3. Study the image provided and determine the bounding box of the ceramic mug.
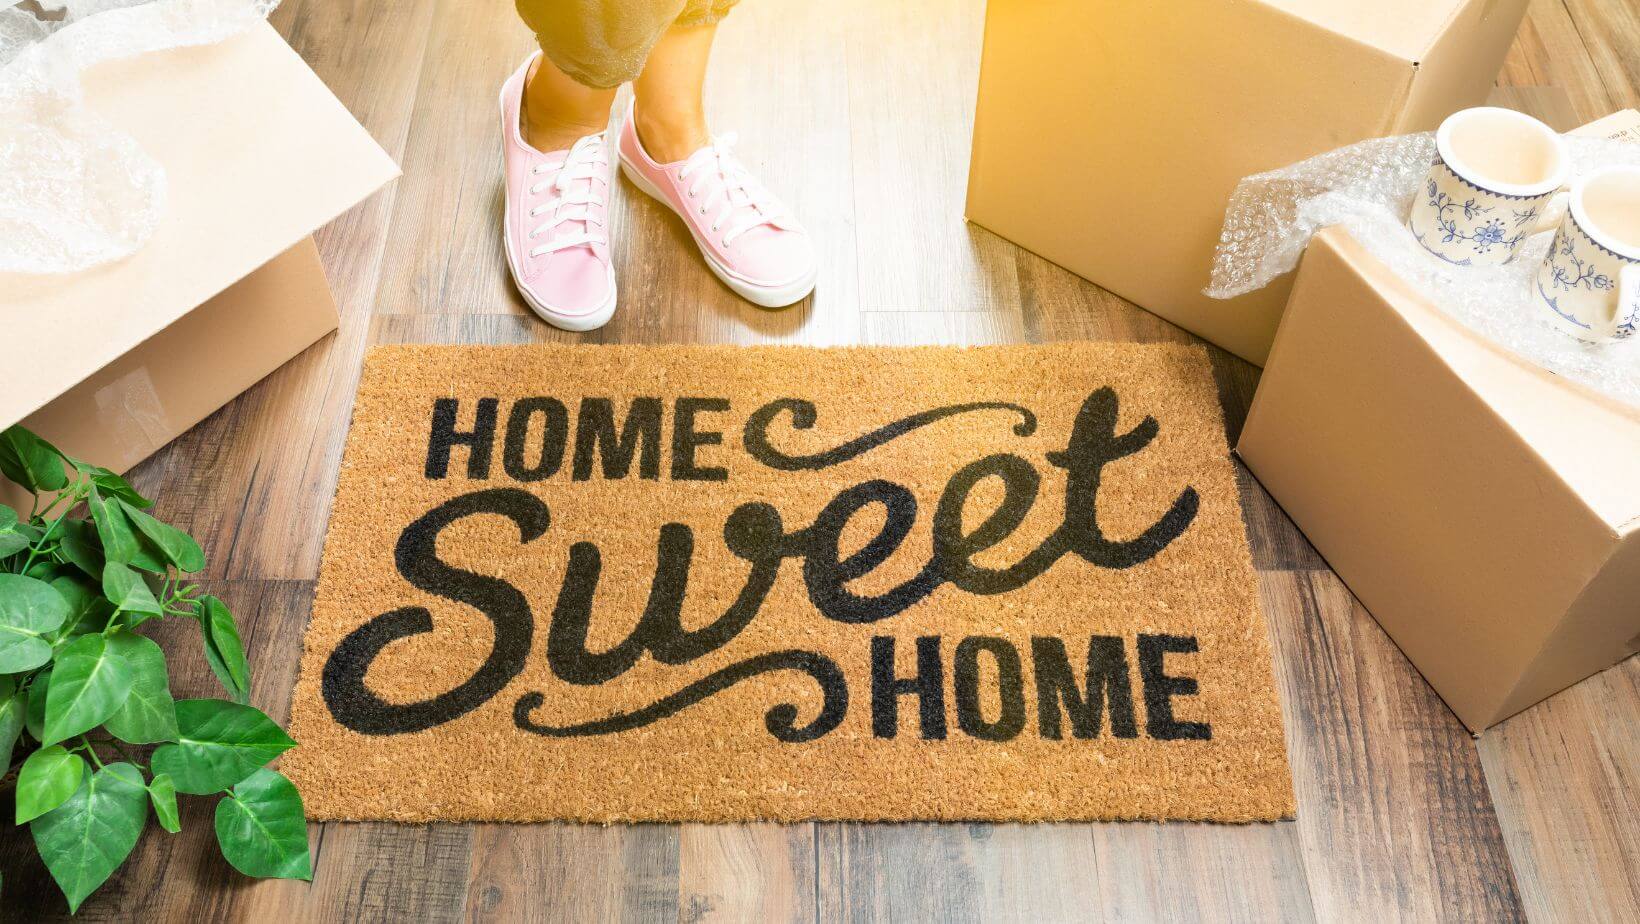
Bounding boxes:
[1408,107,1570,266]
[1532,166,1640,343]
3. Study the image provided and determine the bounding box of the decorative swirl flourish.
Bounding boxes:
[513,650,848,742]
[743,398,1037,471]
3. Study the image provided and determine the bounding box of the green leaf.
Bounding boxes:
[86,492,168,573]
[42,634,134,746]
[50,574,114,640]
[87,467,151,510]
[214,768,312,881]
[0,678,25,773]
[16,745,86,824]
[0,503,28,557]
[150,700,295,795]
[0,573,71,672]
[50,571,99,616]
[88,491,140,565]
[102,562,163,617]
[55,519,105,579]
[31,762,148,913]
[25,667,50,741]
[197,596,250,703]
[102,631,177,744]
[118,500,203,573]
[24,560,65,582]
[148,773,180,834]
[0,529,28,559]
[0,426,68,494]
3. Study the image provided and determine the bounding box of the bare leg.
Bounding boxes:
[631,22,718,163]
[522,55,617,153]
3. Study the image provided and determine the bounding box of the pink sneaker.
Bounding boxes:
[498,54,616,331]
[617,100,817,308]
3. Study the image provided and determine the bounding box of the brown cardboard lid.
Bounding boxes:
[1258,0,1471,61]
[0,22,399,430]
[1318,227,1640,533]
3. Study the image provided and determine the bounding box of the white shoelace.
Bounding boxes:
[527,133,609,257]
[676,133,789,248]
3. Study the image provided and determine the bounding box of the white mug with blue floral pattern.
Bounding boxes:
[1409,107,1570,266]
[1533,166,1640,343]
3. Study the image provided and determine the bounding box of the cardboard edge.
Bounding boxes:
[1418,0,1472,59]
[1231,239,1497,735]
[1238,228,1616,732]
[1488,532,1640,725]
[1254,0,1423,64]
[1316,227,1640,509]
[2,22,402,431]
[962,0,1000,222]
[1397,0,1532,133]
[4,196,357,433]
[1230,450,1487,740]
[0,237,340,513]
[1307,228,1625,546]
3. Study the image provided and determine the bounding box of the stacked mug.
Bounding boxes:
[1408,106,1640,343]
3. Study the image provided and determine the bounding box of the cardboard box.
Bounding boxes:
[0,22,398,503]
[1238,224,1640,732]
[966,0,1528,365]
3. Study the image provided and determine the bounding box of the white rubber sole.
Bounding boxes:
[619,157,818,309]
[500,220,618,332]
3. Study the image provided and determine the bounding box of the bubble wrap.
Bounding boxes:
[0,0,277,274]
[1207,131,1640,409]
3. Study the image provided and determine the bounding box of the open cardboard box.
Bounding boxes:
[1239,206,1640,731]
[966,0,1527,365]
[0,22,398,506]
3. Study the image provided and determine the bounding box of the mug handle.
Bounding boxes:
[1529,190,1571,236]
[1616,263,1640,339]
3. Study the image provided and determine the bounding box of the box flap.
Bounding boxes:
[1258,0,1470,61]
[0,21,398,429]
[1318,230,1640,532]
[1398,0,1532,132]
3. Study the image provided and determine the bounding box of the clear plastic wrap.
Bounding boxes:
[0,0,277,274]
[1207,131,1640,408]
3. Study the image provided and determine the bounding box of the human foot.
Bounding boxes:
[631,96,710,164]
[617,99,817,308]
[499,54,616,331]
[521,54,616,154]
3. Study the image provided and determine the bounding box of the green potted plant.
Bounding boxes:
[0,424,310,912]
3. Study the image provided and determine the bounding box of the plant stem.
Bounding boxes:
[20,485,84,573]
[77,736,105,770]
[34,486,76,522]
[160,575,183,615]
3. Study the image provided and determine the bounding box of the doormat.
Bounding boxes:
[283,343,1294,823]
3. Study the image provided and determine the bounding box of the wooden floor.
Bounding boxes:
[4,0,1638,920]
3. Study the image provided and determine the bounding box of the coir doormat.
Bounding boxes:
[283,343,1294,823]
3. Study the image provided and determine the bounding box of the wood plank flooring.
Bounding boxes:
[2,0,1636,919]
